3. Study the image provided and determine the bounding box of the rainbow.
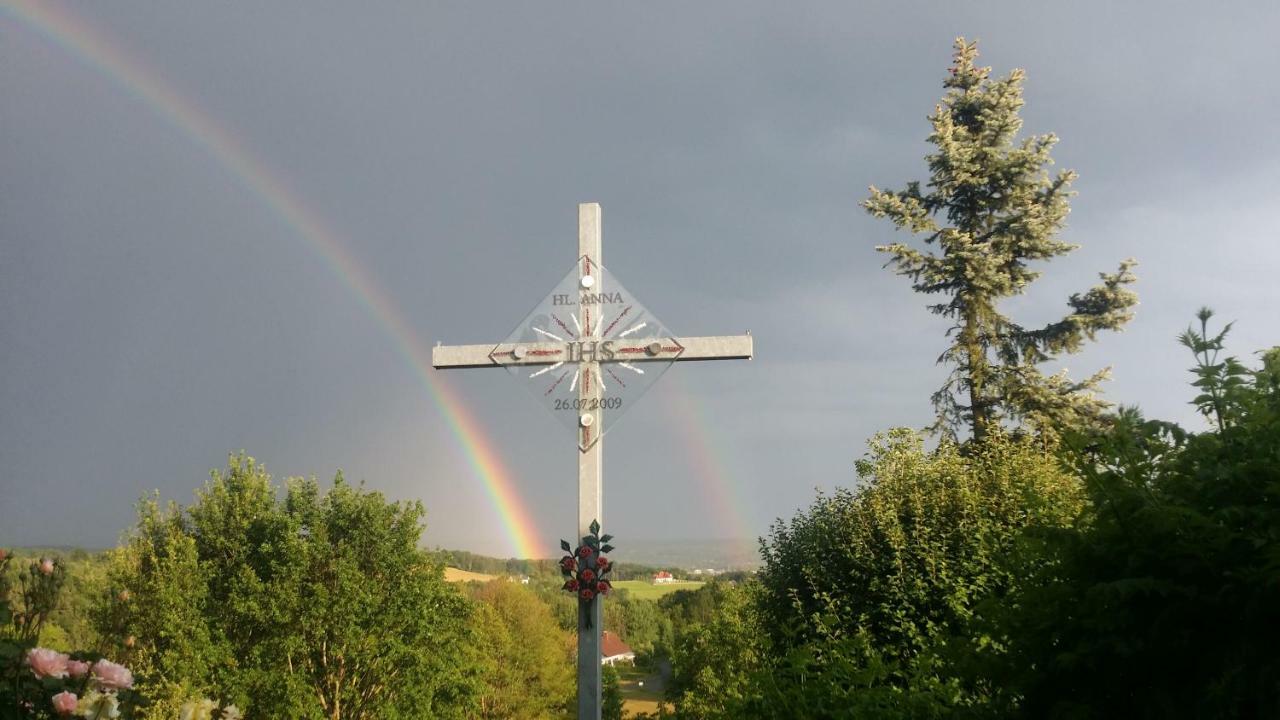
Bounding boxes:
[664,373,757,544]
[2,0,545,558]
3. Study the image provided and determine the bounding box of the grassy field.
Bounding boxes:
[443,567,497,583]
[612,579,704,600]
[616,663,665,717]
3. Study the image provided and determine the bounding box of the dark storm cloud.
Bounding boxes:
[2,1,1277,555]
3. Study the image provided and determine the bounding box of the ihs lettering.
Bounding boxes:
[567,340,617,362]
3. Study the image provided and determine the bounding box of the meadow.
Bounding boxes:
[612,579,705,600]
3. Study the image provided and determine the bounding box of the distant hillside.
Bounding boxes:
[611,537,760,570]
[432,537,760,574]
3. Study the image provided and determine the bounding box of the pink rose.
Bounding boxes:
[39,558,54,575]
[91,659,134,690]
[51,691,77,715]
[118,589,131,602]
[26,648,70,679]
[66,660,90,678]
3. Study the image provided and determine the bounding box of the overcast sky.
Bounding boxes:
[2,1,1277,557]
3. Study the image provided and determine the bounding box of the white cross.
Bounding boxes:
[432,203,752,719]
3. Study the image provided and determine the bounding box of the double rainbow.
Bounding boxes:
[3,0,545,558]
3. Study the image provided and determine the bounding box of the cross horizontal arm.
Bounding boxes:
[657,334,753,362]
[431,334,753,369]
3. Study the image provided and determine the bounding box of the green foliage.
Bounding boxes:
[602,664,624,720]
[759,430,1081,662]
[605,593,664,655]
[864,38,1137,441]
[100,455,480,719]
[466,580,575,719]
[1179,307,1252,431]
[996,317,1280,718]
[666,583,766,719]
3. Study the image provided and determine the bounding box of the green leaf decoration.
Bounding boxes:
[560,539,572,552]
[590,519,601,535]
[600,534,613,543]
[601,544,614,554]
[586,537,600,549]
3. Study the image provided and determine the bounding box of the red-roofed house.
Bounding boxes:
[652,571,674,584]
[601,631,635,666]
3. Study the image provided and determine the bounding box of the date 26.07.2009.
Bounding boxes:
[554,397,622,411]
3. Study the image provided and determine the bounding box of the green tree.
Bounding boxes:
[864,38,1137,442]
[750,431,1081,716]
[100,455,480,719]
[998,317,1280,718]
[667,583,766,719]
[602,664,624,720]
[467,580,575,719]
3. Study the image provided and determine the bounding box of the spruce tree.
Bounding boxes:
[864,38,1138,442]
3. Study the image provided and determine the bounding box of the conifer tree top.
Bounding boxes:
[864,38,1138,441]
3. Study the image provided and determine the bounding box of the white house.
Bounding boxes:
[652,571,675,584]
[601,631,635,666]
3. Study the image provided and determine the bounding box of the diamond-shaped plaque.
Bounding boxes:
[492,259,680,447]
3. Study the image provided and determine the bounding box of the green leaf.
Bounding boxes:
[600,534,613,543]
[589,519,601,536]
[560,539,572,553]
[601,544,614,554]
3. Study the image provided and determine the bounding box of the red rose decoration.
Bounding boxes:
[564,579,579,591]
[580,588,595,601]
[578,546,592,558]
[597,580,611,595]
[560,556,576,571]
[596,557,609,571]
[582,569,596,582]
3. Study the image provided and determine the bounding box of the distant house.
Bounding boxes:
[652,571,675,584]
[601,631,635,666]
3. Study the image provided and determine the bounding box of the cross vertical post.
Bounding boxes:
[576,202,603,718]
